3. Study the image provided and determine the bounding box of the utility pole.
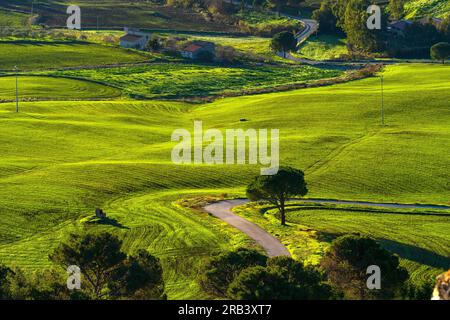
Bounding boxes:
[14,66,19,113]
[380,74,384,126]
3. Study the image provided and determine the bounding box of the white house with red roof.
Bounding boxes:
[120,28,151,50]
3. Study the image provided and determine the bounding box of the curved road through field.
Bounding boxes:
[204,200,291,257]
[204,198,450,257]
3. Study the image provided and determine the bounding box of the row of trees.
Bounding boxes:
[165,0,306,13]
[200,235,433,300]
[0,232,434,300]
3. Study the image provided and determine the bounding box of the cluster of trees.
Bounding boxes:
[164,0,306,14]
[312,0,386,53]
[200,235,432,300]
[312,0,450,59]
[392,17,450,59]
[0,231,435,300]
[199,248,332,299]
[0,232,166,300]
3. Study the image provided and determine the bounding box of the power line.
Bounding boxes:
[381,74,384,126]
[14,66,19,113]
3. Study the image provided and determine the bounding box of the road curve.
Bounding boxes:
[204,199,291,257]
[204,198,450,257]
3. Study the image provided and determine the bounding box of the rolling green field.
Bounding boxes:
[404,0,450,18]
[0,76,122,101]
[48,64,341,99]
[0,40,153,71]
[0,63,448,299]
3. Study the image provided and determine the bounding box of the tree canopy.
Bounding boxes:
[199,248,268,298]
[227,256,333,299]
[50,232,165,299]
[247,166,308,225]
[270,31,298,58]
[321,235,409,299]
[431,42,450,64]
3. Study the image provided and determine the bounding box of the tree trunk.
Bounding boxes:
[280,198,286,226]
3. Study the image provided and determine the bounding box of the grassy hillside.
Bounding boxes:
[0,63,448,298]
[0,76,122,101]
[0,40,154,71]
[404,0,450,18]
[0,9,29,27]
[0,0,239,32]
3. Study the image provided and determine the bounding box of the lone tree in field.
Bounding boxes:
[270,31,297,58]
[431,42,450,64]
[246,167,308,226]
[320,235,409,300]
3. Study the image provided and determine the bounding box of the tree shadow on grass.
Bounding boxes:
[377,238,450,270]
[312,232,450,270]
[284,205,450,218]
[87,216,129,230]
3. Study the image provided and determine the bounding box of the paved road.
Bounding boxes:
[204,198,450,257]
[204,200,291,257]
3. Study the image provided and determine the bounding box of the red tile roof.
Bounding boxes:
[183,44,202,53]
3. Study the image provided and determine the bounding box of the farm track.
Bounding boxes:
[204,198,450,256]
[204,200,291,257]
[305,131,378,176]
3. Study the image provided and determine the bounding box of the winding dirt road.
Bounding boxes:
[204,198,450,257]
[204,199,291,257]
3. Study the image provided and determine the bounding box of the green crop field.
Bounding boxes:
[47,64,341,99]
[0,40,154,71]
[295,35,348,61]
[0,63,448,299]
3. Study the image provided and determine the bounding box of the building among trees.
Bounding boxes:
[120,28,151,50]
[181,41,216,60]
